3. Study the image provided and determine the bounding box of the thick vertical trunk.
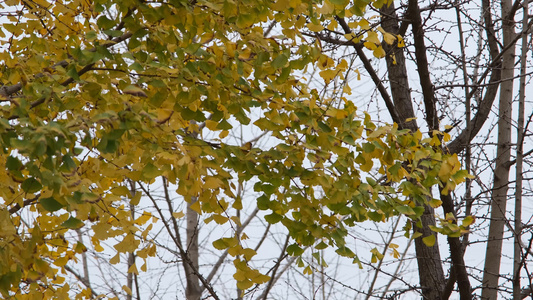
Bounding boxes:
[381,3,417,133]
[513,3,528,299]
[381,3,446,299]
[481,0,515,298]
[413,205,446,299]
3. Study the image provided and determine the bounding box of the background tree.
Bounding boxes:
[2,0,531,299]
[309,0,533,298]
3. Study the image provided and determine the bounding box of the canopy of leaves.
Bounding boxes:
[0,0,469,297]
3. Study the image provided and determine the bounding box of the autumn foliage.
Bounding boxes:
[0,0,470,298]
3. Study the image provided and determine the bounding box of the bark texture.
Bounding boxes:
[185,197,202,300]
[481,0,515,297]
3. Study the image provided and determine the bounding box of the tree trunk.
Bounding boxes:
[382,3,447,298]
[413,205,446,299]
[381,2,417,133]
[513,2,528,299]
[481,0,515,298]
[185,197,202,300]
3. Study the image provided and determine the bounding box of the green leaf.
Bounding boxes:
[103,29,123,37]
[66,65,80,81]
[287,244,305,256]
[21,178,42,193]
[315,241,328,250]
[257,195,270,210]
[368,211,383,222]
[40,197,64,212]
[212,238,228,250]
[61,217,84,229]
[264,213,283,224]
[271,54,288,69]
[395,205,415,216]
[85,30,97,41]
[330,0,350,5]
[96,15,116,30]
[335,246,355,258]
[142,163,161,180]
[6,156,22,171]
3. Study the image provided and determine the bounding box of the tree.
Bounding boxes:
[309,0,533,299]
[0,0,521,299]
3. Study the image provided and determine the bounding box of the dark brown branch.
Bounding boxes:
[408,0,439,131]
[335,16,403,126]
[8,194,40,214]
[440,191,472,300]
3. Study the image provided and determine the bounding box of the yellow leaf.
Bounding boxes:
[327,19,338,31]
[411,232,423,239]
[141,223,153,240]
[236,279,253,290]
[252,273,270,284]
[382,31,396,45]
[114,234,140,253]
[110,253,120,265]
[392,249,400,259]
[370,248,384,261]
[233,270,246,281]
[172,211,185,219]
[189,200,202,214]
[462,215,476,227]
[337,59,348,71]
[122,285,132,296]
[112,186,130,196]
[94,243,104,252]
[354,69,361,80]
[428,198,442,208]
[131,193,141,205]
[156,109,173,123]
[213,214,228,224]
[397,35,405,47]
[200,32,214,44]
[438,161,453,180]
[422,235,436,247]
[364,41,377,50]
[359,19,370,30]
[219,130,229,139]
[238,48,253,61]
[317,1,334,14]
[343,32,358,42]
[75,242,87,253]
[377,26,396,45]
[373,45,386,58]
[205,120,219,131]
[34,259,49,275]
[307,22,324,32]
[135,212,152,225]
[53,256,69,267]
[127,263,139,275]
[204,177,223,189]
[366,31,381,44]
[319,69,337,84]
[241,248,257,260]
